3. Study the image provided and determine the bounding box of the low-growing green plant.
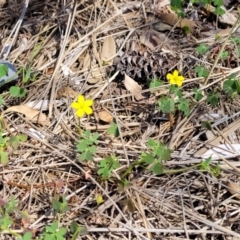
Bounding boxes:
[193,88,204,101]
[0,194,88,240]
[76,130,99,161]
[223,73,240,98]
[9,86,27,98]
[21,44,41,84]
[196,43,209,55]
[0,197,24,238]
[147,78,163,92]
[69,221,88,240]
[141,139,173,174]
[121,139,173,179]
[21,66,38,84]
[39,222,67,240]
[97,155,120,179]
[220,50,229,59]
[52,195,69,214]
[0,63,9,79]
[154,71,190,117]
[207,91,219,106]
[107,121,119,137]
[195,66,209,78]
[0,123,27,165]
[37,195,87,240]
[199,157,220,176]
[171,0,225,16]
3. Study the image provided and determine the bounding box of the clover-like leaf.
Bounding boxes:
[196,43,209,55]
[193,88,203,101]
[107,122,119,137]
[195,66,209,78]
[207,93,219,106]
[177,97,190,116]
[148,79,163,92]
[0,64,9,78]
[158,97,175,113]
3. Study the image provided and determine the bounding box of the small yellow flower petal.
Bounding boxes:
[76,108,85,118]
[84,106,93,115]
[166,73,173,81]
[176,76,184,87]
[169,78,176,85]
[96,195,104,205]
[77,95,85,105]
[173,70,179,77]
[84,99,93,107]
[178,76,184,81]
[176,80,182,87]
[71,102,80,109]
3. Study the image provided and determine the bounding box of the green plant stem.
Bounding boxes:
[121,159,144,179]
[122,160,203,179]
[163,164,201,174]
[71,228,80,240]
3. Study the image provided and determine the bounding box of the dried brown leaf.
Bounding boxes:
[140,29,169,50]
[159,12,178,26]
[57,86,78,99]
[82,53,103,84]
[159,12,196,31]
[226,181,240,200]
[3,105,50,126]
[216,28,231,37]
[101,36,116,65]
[178,18,197,30]
[98,110,113,123]
[124,74,144,101]
[153,22,172,31]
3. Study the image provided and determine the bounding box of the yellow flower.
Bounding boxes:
[71,95,93,118]
[96,194,104,205]
[166,70,184,87]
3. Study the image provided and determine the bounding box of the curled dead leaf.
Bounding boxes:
[158,12,196,32]
[216,28,231,38]
[158,12,178,26]
[140,29,169,51]
[124,74,144,101]
[3,105,50,126]
[101,36,116,65]
[98,110,113,123]
[226,181,240,200]
[57,86,78,99]
[178,18,197,30]
[82,52,103,84]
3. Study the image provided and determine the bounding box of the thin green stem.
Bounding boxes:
[163,164,201,175]
[121,159,144,179]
